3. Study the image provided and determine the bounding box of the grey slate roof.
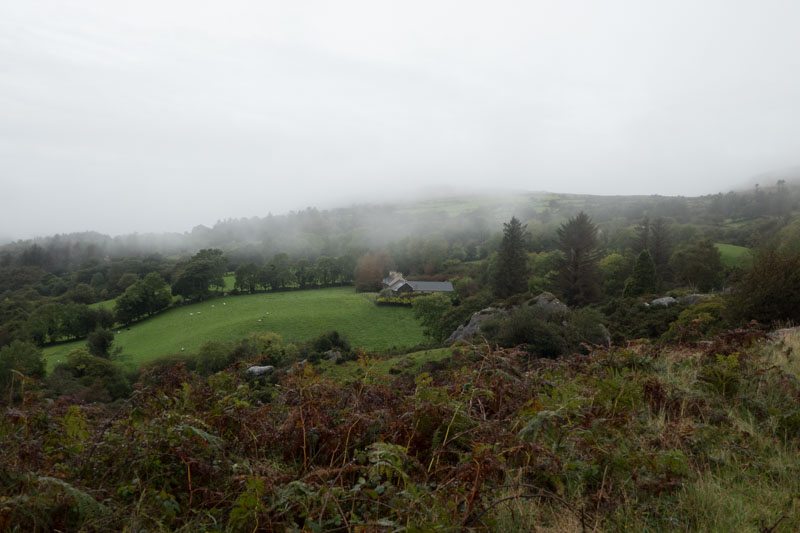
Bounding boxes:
[405,281,454,292]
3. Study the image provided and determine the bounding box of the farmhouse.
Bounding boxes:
[382,271,454,294]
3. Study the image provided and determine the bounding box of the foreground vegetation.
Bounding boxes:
[43,287,425,368]
[3,327,800,531]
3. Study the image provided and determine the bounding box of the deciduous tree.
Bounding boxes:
[354,252,391,292]
[670,240,723,292]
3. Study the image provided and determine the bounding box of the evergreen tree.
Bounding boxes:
[492,217,529,298]
[628,250,657,296]
[557,212,601,306]
[633,216,650,253]
[649,217,671,286]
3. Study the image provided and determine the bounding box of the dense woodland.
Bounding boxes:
[4,182,800,530]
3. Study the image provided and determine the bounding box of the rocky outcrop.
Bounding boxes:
[446,307,507,344]
[446,292,569,344]
[650,296,678,307]
[530,292,568,316]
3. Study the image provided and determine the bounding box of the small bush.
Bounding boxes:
[86,328,115,358]
[195,341,235,375]
[483,307,566,357]
[0,340,45,393]
[661,300,729,343]
[48,349,131,401]
[728,247,800,325]
[697,353,741,399]
[311,330,351,354]
[602,298,683,342]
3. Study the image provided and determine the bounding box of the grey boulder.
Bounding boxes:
[447,307,506,344]
[246,365,275,377]
[650,296,678,308]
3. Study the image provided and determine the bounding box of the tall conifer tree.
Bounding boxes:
[557,212,601,306]
[649,217,671,286]
[628,250,657,296]
[492,217,529,298]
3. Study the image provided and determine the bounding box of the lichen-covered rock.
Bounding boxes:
[530,292,568,316]
[246,365,274,377]
[651,296,678,307]
[324,349,343,362]
[446,307,507,344]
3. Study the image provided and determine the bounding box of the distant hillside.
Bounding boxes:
[3,180,800,273]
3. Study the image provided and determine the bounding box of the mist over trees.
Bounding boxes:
[2,182,800,351]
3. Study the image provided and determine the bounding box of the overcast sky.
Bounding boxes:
[2,1,799,239]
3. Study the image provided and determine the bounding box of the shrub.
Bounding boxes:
[661,300,729,343]
[412,293,454,342]
[565,307,610,350]
[86,328,115,358]
[194,341,235,375]
[602,298,683,343]
[311,330,351,354]
[48,349,131,401]
[728,247,800,325]
[483,307,566,357]
[697,353,741,399]
[0,340,45,394]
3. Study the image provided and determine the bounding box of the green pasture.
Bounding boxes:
[89,298,116,310]
[44,287,425,369]
[715,243,752,268]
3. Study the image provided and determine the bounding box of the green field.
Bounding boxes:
[44,287,425,368]
[715,243,752,268]
[89,298,116,310]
